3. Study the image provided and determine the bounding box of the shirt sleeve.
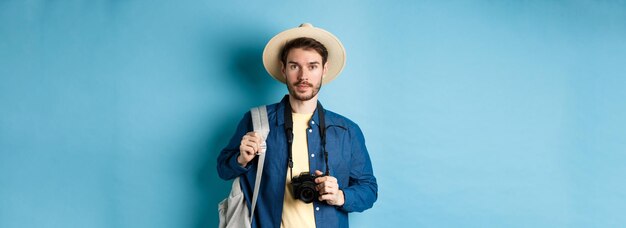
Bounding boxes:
[217,111,253,180]
[339,124,378,212]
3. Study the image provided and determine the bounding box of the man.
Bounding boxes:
[217,23,377,228]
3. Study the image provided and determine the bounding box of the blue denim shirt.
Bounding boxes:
[217,96,378,228]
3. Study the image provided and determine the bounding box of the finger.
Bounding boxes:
[244,132,258,141]
[247,135,260,145]
[314,172,338,184]
[317,179,336,188]
[318,193,336,202]
[252,131,266,141]
[241,138,259,151]
[242,143,257,155]
[318,177,339,189]
[316,176,337,185]
[245,134,262,152]
[243,133,253,140]
[316,182,325,191]
[315,176,327,184]
[241,139,256,154]
[241,139,257,152]
[247,141,259,152]
[247,132,261,143]
[247,146,257,155]
[240,143,253,155]
[319,185,336,195]
[239,144,249,155]
[241,147,255,157]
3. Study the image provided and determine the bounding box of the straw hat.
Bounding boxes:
[262,23,346,85]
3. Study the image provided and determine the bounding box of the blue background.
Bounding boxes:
[1,1,625,227]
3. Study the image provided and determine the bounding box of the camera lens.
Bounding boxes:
[291,172,319,203]
[299,187,315,203]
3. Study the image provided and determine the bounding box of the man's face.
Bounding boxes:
[282,48,328,101]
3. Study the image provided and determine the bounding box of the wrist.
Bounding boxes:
[236,154,247,167]
[336,189,345,206]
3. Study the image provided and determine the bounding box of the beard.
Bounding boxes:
[286,79,322,101]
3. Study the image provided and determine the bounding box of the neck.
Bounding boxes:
[288,95,318,114]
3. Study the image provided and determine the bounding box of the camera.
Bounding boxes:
[291,171,320,204]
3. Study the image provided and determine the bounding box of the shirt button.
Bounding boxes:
[311,154,315,158]
[316,207,320,211]
[308,129,313,133]
[311,120,315,125]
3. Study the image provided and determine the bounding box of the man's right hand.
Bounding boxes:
[237,132,262,167]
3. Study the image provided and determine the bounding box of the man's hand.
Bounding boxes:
[314,170,345,206]
[237,132,263,167]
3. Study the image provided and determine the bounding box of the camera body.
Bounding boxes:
[291,171,320,204]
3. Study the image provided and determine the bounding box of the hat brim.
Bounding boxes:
[262,24,346,85]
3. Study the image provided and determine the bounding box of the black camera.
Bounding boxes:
[291,171,320,204]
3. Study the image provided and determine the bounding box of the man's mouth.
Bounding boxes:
[295,82,312,89]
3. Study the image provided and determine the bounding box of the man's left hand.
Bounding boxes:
[314,170,344,206]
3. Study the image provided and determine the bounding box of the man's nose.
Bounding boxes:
[297,69,309,80]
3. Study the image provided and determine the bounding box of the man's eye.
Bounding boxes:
[310,65,317,70]
[290,65,297,70]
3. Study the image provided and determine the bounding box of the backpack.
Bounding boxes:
[218,106,269,228]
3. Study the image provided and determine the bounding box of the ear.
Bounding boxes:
[281,62,286,77]
[322,63,329,79]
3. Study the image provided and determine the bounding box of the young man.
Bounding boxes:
[217,23,377,228]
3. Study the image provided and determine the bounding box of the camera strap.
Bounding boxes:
[284,96,330,180]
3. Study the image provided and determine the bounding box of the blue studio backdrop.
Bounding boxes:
[1,1,625,227]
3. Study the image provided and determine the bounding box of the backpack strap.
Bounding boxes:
[249,105,269,224]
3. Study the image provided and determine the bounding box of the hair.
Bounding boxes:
[280,37,328,67]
